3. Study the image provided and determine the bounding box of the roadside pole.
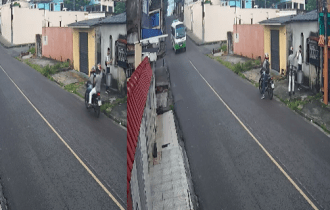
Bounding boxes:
[202,0,204,44]
[324,0,328,104]
[319,0,323,93]
[10,2,13,46]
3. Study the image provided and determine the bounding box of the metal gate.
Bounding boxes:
[271,30,280,71]
[79,32,89,75]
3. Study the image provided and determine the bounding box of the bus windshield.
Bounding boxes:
[176,24,185,39]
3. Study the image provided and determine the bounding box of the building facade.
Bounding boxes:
[260,10,318,81]
[84,0,114,13]
[30,0,64,11]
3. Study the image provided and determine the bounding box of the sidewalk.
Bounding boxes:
[149,59,196,209]
[150,111,193,209]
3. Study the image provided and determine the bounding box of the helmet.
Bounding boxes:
[265,53,269,59]
[90,66,96,73]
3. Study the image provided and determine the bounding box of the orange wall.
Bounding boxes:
[42,27,73,62]
[233,24,264,59]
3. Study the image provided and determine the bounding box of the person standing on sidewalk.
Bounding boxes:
[261,53,270,99]
[105,48,113,92]
[288,46,297,96]
[297,46,303,91]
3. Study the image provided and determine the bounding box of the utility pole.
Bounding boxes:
[10,1,13,46]
[202,0,204,44]
[319,0,323,93]
[73,0,75,11]
[324,0,328,104]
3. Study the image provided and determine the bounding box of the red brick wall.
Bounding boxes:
[42,27,73,62]
[233,24,264,59]
[127,57,152,208]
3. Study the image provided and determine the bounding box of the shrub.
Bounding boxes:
[233,63,244,73]
[28,47,36,55]
[254,59,261,66]
[245,60,253,70]
[220,44,227,52]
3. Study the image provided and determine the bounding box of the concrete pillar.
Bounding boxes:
[135,42,142,69]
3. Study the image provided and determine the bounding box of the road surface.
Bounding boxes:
[165,16,330,210]
[0,45,126,210]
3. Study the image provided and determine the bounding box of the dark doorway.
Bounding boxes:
[227,32,233,54]
[97,34,101,65]
[36,34,42,57]
[79,32,89,75]
[271,30,280,71]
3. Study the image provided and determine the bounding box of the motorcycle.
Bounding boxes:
[84,81,102,118]
[258,70,275,100]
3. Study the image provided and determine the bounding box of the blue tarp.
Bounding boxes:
[150,12,160,27]
[142,29,162,39]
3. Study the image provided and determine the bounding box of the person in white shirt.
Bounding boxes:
[287,46,297,96]
[105,48,113,92]
[297,47,303,90]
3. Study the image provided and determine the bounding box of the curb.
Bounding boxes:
[104,110,127,128]
[274,93,330,136]
[0,40,35,49]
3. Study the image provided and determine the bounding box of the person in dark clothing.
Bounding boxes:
[261,53,270,99]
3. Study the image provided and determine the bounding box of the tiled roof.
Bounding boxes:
[259,10,318,25]
[291,10,317,21]
[127,57,153,203]
[68,13,126,28]
[68,18,104,28]
[259,15,294,25]
[99,12,126,24]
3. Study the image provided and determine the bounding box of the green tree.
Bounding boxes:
[306,0,317,11]
[64,0,90,11]
[114,1,125,14]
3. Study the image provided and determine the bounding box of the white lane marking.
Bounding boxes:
[0,65,125,210]
[189,60,318,210]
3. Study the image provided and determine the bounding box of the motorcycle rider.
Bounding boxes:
[261,53,270,99]
[288,46,297,96]
[88,64,104,106]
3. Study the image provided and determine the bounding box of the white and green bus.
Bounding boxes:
[171,20,186,53]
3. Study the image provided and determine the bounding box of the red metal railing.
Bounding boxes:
[127,57,152,209]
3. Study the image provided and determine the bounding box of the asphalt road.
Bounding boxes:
[0,45,126,210]
[165,16,330,210]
